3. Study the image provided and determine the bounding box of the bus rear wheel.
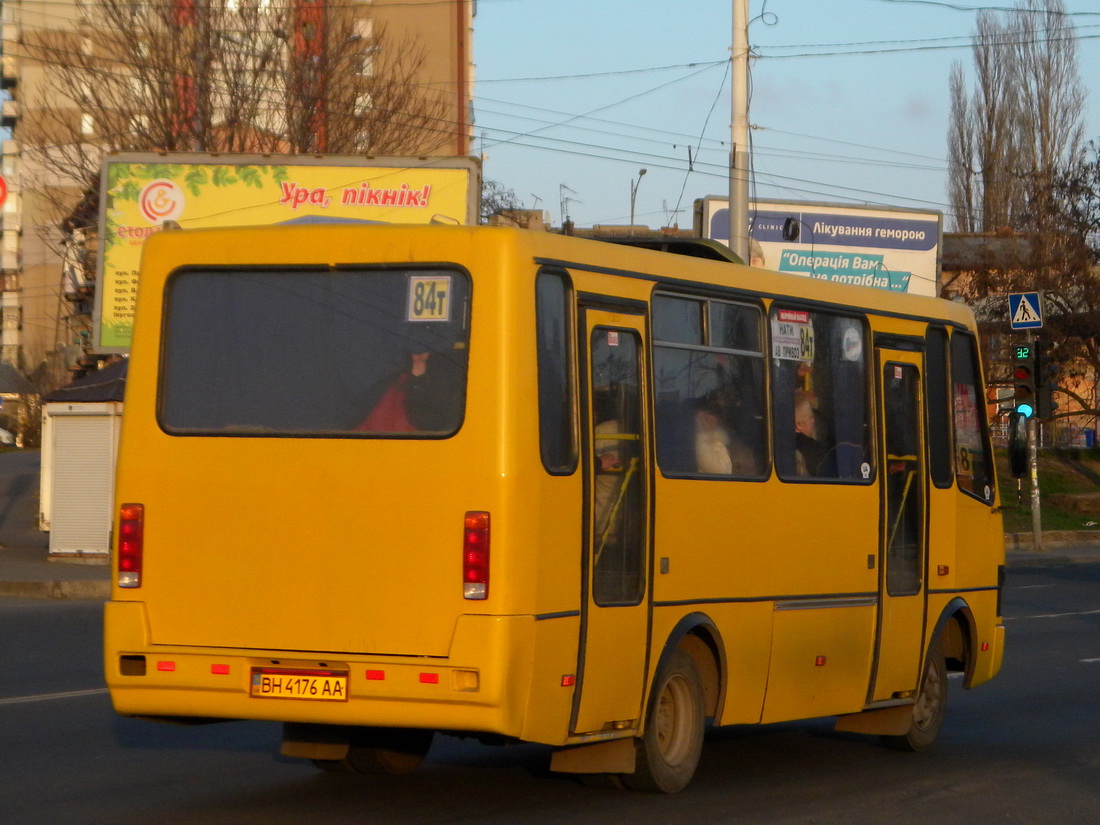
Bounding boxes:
[623,647,705,793]
[312,727,434,774]
[883,641,947,752]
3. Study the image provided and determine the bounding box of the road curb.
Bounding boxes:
[1007,553,1077,567]
[0,579,110,600]
[1004,530,1100,550]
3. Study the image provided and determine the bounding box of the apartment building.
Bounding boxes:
[0,0,474,388]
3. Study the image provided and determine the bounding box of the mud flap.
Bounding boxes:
[550,738,637,775]
[834,704,913,736]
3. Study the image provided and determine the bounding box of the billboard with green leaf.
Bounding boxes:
[95,153,480,351]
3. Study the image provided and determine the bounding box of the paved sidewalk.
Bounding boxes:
[1005,533,1100,566]
[0,450,110,600]
[0,449,1098,600]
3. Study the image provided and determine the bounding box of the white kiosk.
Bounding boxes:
[40,360,127,559]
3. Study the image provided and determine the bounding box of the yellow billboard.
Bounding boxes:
[94,153,480,351]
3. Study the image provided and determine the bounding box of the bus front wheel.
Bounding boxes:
[623,647,705,793]
[883,641,947,752]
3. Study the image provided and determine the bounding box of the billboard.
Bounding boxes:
[695,197,942,298]
[94,153,481,351]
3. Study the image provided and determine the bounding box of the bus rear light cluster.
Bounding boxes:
[117,503,145,588]
[463,510,490,600]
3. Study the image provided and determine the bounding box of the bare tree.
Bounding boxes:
[948,63,978,233]
[947,142,1100,421]
[21,0,451,227]
[1011,0,1086,225]
[480,180,523,223]
[1017,143,1100,419]
[944,0,1091,429]
[946,0,1085,234]
[972,10,1021,231]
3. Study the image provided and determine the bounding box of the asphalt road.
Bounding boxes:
[3,562,1100,824]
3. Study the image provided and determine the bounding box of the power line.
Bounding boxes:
[871,0,1100,16]
[757,29,1100,59]
[478,61,726,85]
[7,0,1068,226]
[481,62,723,153]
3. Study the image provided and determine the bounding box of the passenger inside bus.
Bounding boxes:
[694,395,757,476]
[794,392,835,477]
[593,418,625,542]
[356,346,465,433]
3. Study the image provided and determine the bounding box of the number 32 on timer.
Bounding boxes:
[408,276,451,322]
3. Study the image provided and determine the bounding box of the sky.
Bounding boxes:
[473,0,1100,231]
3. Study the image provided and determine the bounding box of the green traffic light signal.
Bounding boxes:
[1013,341,1037,417]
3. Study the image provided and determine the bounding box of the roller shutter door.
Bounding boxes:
[48,414,115,556]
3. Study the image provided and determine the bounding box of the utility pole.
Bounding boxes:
[729,0,750,263]
[1029,415,1044,552]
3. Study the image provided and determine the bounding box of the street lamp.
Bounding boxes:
[629,168,647,228]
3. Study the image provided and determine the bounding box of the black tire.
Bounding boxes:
[883,641,947,752]
[622,647,705,793]
[312,727,434,775]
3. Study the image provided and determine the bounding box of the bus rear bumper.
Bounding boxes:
[104,601,538,738]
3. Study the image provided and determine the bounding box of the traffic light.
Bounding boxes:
[1013,341,1036,418]
[1035,339,1060,420]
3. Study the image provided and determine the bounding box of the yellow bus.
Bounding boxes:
[104,224,1005,793]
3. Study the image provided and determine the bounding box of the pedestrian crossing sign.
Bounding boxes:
[1008,292,1043,330]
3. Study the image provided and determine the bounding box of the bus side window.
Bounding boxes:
[653,295,767,478]
[925,325,954,488]
[536,270,576,474]
[950,332,995,503]
[771,308,871,482]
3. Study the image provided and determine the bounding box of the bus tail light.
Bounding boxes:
[118,503,144,588]
[463,511,490,600]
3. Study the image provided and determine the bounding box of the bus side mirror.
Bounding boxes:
[1008,411,1028,478]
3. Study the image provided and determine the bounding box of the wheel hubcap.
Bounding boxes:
[655,674,694,765]
[912,662,943,730]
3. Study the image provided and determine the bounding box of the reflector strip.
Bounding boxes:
[211,664,230,675]
[419,673,439,684]
[365,670,385,681]
[157,661,176,672]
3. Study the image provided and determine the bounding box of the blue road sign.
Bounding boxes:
[1009,292,1043,330]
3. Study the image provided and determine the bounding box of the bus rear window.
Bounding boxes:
[159,267,471,437]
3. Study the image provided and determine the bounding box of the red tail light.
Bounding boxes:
[118,503,144,588]
[463,511,490,600]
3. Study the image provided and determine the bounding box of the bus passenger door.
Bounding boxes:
[871,351,928,702]
[572,310,651,736]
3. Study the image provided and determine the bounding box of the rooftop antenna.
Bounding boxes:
[663,199,683,227]
[559,184,577,224]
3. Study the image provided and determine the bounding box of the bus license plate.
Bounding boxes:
[250,669,348,702]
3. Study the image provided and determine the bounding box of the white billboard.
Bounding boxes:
[695,197,942,298]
